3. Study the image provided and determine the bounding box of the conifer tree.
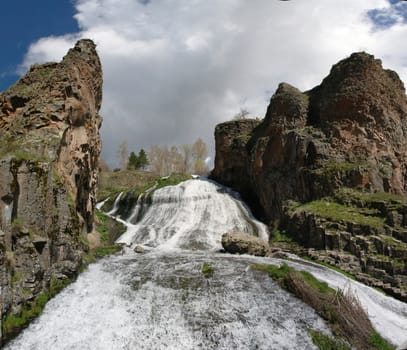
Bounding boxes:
[138,149,149,170]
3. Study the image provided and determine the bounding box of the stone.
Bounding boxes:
[134,245,145,254]
[211,119,261,209]
[213,51,407,222]
[221,231,270,256]
[0,39,102,344]
[212,51,407,302]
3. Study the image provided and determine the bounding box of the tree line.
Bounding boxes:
[148,138,208,176]
[118,138,209,176]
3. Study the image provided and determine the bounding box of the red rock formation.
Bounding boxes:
[214,52,407,222]
[0,39,102,343]
[212,52,407,300]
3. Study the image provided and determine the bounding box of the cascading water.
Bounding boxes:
[107,191,124,215]
[117,179,268,250]
[5,179,407,350]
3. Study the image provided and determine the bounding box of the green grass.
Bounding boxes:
[368,332,394,350]
[201,263,214,278]
[2,277,72,340]
[14,151,46,162]
[301,271,333,293]
[302,256,356,280]
[253,263,334,293]
[308,329,350,350]
[155,173,190,190]
[92,244,123,258]
[95,210,110,243]
[316,161,369,179]
[252,263,292,282]
[11,271,24,286]
[379,235,407,250]
[270,229,293,243]
[297,200,386,228]
[336,188,405,205]
[252,263,393,350]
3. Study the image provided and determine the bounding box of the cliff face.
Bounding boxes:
[212,119,260,204]
[0,39,102,341]
[212,52,407,300]
[215,52,407,218]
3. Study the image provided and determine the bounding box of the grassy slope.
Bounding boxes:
[252,263,394,350]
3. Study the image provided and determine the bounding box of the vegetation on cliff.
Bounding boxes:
[0,39,103,345]
[98,169,191,216]
[212,51,407,302]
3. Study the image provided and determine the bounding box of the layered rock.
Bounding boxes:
[212,52,407,299]
[0,39,102,342]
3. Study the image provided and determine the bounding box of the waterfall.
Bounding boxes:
[126,183,157,224]
[107,191,123,215]
[95,197,109,210]
[5,179,407,349]
[117,179,268,251]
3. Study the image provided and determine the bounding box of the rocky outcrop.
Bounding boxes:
[0,39,102,342]
[221,231,269,256]
[212,52,407,300]
[212,119,259,194]
[214,52,407,220]
[212,119,263,214]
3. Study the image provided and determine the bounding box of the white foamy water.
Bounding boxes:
[5,178,407,349]
[279,257,407,346]
[117,179,268,250]
[5,252,329,350]
[107,191,123,215]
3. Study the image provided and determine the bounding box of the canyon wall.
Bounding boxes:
[212,52,407,300]
[0,39,102,342]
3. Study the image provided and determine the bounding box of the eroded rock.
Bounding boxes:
[221,231,269,256]
[212,51,407,301]
[0,39,102,343]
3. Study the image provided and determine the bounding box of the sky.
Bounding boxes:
[1,0,407,168]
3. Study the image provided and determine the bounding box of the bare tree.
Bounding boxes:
[118,141,128,169]
[181,144,192,174]
[233,108,250,120]
[148,139,209,176]
[169,146,183,173]
[191,138,209,174]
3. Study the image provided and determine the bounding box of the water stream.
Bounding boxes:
[5,179,407,349]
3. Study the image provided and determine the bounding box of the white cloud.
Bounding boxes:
[18,0,407,168]
[18,35,79,74]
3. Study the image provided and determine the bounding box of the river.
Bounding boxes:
[5,179,407,349]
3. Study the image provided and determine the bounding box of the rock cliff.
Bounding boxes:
[0,39,102,342]
[212,52,407,301]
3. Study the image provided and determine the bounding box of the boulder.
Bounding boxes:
[221,231,269,256]
[134,245,145,254]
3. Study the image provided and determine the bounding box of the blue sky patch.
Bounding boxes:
[0,1,78,92]
[368,0,407,30]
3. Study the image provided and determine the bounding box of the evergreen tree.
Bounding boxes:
[127,151,139,170]
[138,149,149,170]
